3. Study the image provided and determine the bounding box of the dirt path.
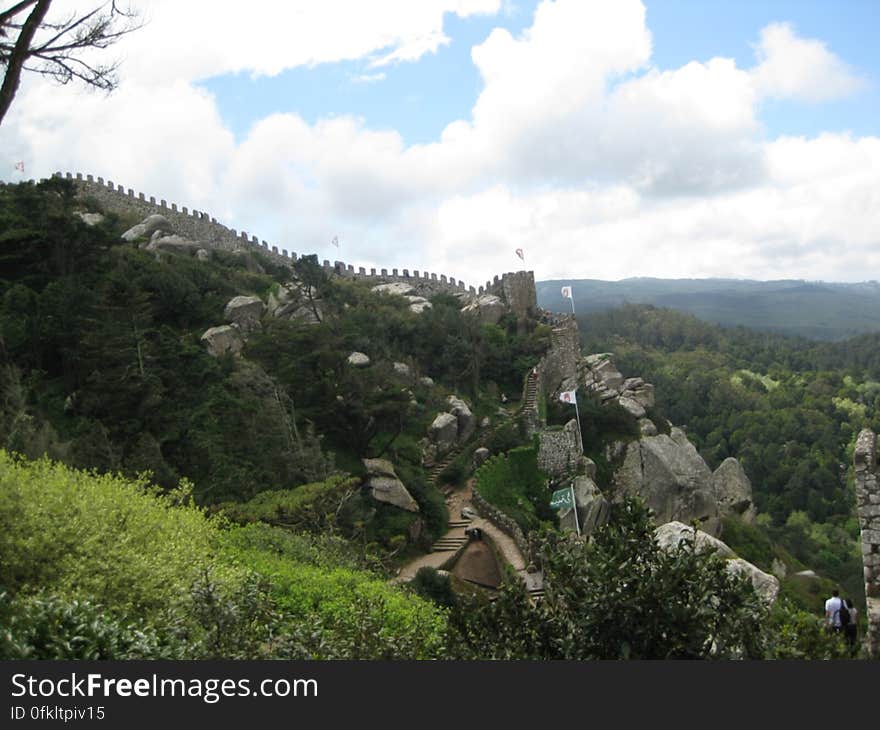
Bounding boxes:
[394,480,531,583]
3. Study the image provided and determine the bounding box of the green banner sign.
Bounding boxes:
[550,488,573,511]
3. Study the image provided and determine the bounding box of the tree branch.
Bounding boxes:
[0,0,49,125]
[0,1,38,30]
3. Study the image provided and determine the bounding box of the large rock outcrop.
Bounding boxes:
[121,213,173,242]
[224,295,264,335]
[614,428,721,537]
[559,475,610,538]
[200,325,244,357]
[461,294,505,325]
[655,521,734,558]
[446,395,475,443]
[582,353,655,418]
[269,282,324,324]
[362,459,419,513]
[654,522,779,604]
[429,412,458,454]
[347,352,371,368]
[726,558,780,605]
[711,457,757,524]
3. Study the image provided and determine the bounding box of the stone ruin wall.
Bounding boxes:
[536,314,581,402]
[853,428,880,659]
[47,172,510,297]
[486,270,538,330]
[470,488,532,564]
[537,419,582,480]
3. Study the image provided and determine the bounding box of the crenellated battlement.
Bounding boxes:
[48,172,489,296]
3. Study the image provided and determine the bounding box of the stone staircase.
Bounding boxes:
[429,517,471,553]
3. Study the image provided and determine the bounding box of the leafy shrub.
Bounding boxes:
[223,526,447,658]
[411,567,458,609]
[447,499,767,659]
[0,591,161,660]
[218,475,361,532]
[0,452,243,623]
[473,445,552,532]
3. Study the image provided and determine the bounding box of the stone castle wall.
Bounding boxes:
[854,428,880,659]
[536,314,581,401]
[537,419,582,479]
[490,270,537,325]
[49,172,512,296]
[471,488,532,564]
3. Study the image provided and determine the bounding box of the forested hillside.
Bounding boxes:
[579,304,874,602]
[0,179,859,660]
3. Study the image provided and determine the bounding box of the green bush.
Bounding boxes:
[223,525,447,658]
[218,475,360,531]
[0,452,242,622]
[0,591,161,660]
[410,567,458,608]
[474,445,552,532]
[447,499,767,659]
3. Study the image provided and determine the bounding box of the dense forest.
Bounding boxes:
[578,304,875,603]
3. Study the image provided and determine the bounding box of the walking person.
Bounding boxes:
[825,589,844,634]
[843,599,859,655]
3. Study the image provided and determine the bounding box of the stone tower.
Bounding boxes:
[853,428,880,658]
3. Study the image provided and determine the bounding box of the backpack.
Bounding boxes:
[839,600,851,627]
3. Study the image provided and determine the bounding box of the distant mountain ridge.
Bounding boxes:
[537,277,880,341]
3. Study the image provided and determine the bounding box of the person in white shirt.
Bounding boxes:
[825,589,844,632]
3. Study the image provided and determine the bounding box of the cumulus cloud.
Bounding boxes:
[1,0,876,287]
[751,22,865,102]
[109,0,502,82]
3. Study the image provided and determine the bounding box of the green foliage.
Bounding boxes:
[474,445,553,532]
[0,452,240,620]
[410,567,458,608]
[580,303,867,598]
[218,475,361,532]
[485,418,528,453]
[720,517,776,572]
[0,591,161,660]
[447,498,767,659]
[763,601,851,659]
[1,452,447,658]
[222,524,447,658]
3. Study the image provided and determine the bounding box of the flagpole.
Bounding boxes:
[569,290,576,316]
[573,396,583,455]
[571,483,581,537]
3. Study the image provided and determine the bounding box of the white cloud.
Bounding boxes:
[105,0,501,83]
[751,22,865,102]
[2,0,877,288]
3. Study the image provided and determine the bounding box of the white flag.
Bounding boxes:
[559,389,577,405]
[561,285,572,299]
[331,235,339,248]
[14,161,24,173]
[515,248,524,261]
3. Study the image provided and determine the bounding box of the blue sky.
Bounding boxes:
[200,0,879,145]
[4,0,879,284]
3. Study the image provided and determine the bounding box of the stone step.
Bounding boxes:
[431,543,467,553]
